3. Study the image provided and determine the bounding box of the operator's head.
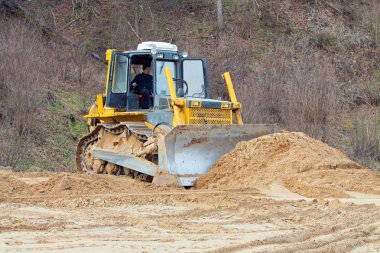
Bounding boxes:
[143,64,151,74]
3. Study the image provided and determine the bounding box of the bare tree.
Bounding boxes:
[216,0,224,30]
[369,0,380,45]
[134,0,140,37]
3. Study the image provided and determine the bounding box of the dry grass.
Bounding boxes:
[0,18,101,169]
[249,46,339,141]
[0,20,47,166]
[369,0,380,45]
[209,34,340,141]
[352,108,380,171]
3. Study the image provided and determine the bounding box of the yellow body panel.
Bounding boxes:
[104,50,113,95]
[85,108,146,123]
[96,94,104,114]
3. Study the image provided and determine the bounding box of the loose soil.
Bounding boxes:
[196,132,380,198]
[1,133,380,252]
[1,170,379,252]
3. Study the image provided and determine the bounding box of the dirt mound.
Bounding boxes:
[196,132,380,198]
[0,170,160,199]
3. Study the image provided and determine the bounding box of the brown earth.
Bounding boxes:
[0,168,380,252]
[0,170,161,199]
[196,132,380,198]
[1,133,380,252]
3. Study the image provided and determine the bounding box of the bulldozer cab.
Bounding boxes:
[104,42,209,111]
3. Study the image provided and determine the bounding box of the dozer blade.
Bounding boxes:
[155,124,279,186]
[92,147,157,176]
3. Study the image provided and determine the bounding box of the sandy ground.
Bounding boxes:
[1,171,380,253]
[197,132,380,199]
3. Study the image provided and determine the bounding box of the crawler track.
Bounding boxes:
[76,122,156,180]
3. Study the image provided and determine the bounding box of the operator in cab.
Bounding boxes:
[130,64,153,109]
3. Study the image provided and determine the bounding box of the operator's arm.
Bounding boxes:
[130,75,140,91]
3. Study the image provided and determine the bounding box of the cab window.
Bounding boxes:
[183,60,205,98]
[111,54,128,93]
[156,61,176,96]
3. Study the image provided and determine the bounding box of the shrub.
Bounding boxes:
[369,0,380,45]
[0,18,98,169]
[208,34,340,141]
[351,109,380,171]
[241,40,340,141]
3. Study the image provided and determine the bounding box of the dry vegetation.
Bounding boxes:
[0,20,46,167]
[0,17,102,170]
[0,0,379,171]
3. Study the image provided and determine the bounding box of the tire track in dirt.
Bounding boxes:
[1,170,380,252]
[207,224,377,253]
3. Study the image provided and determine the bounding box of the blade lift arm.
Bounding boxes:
[222,72,243,125]
[164,67,186,126]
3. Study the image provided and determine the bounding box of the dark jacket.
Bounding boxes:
[131,73,153,94]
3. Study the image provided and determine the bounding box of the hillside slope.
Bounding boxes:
[0,0,379,171]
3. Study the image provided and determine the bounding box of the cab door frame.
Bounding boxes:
[180,57,209,99]
[126,52,155,111]
[105,52,130,109]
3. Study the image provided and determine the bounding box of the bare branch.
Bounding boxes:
[0,0,106,64]
[324,1,343,14]
[127,19,143,42]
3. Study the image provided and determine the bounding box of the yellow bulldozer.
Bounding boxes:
[76,41,277,186]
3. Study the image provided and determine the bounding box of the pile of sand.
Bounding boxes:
[196,132,380,198]
[0,170,159,199]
